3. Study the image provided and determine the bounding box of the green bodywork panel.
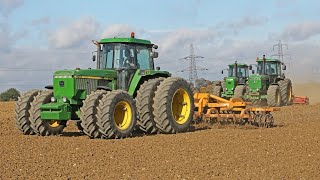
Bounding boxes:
[222,77,237,98]
[41,103,72,120]
[127,69,170,96]
[99,37,152,45]
[53,69,117,104]
[246,74,269,99]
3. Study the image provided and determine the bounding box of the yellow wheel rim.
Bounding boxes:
[288,85,292,101]
[276,89,281,105]
[171,88,191,124]
[113,101,132,130]
[48,120,61,128]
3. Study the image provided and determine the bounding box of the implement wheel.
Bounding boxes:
[80,90,108,139]
[29,90,66,136]
[97,90,137,139]
[153,77,194,133]
[267,85,281,107]
[15,90,41,135]
[136,78,164,133]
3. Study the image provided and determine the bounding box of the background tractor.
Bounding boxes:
[15,33,194,138]
[213,62,252,99]
[246,55,293,107]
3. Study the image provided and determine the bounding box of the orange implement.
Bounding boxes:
[194,92,280,127]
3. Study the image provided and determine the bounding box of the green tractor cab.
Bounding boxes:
[15,33,194,138]
[213,61,252,99]
[246,55,293,107]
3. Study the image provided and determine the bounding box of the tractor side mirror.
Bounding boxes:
[92,55,96,62]
[282,65,286,70]
[150,52,158,58]
[252,70,255,74]
[153,44,158,49]
[249,65,252,70]
[221,70,223,74]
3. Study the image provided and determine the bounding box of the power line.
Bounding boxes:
[273,40,288,63]
[178,43,208,84]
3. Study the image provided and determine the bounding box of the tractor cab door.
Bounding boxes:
[115,46,138,90]
[237,66,247,84]
[265,62,280,83]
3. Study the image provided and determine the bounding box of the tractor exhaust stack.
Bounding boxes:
[92,40,101,69]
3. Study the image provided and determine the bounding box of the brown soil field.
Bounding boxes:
[294,82,320,104]
[0,102,320,179]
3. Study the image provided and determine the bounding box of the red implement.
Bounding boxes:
[293,96,309,105]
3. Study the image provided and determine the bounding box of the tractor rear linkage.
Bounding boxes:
[194,93,280,127]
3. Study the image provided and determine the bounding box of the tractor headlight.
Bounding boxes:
[62,97,68,103]
[256,88,259,92]
[51,97,57,102]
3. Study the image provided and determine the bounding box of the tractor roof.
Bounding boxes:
[99,37,152,45]
[228,63,248,67]
[256,58,281,63]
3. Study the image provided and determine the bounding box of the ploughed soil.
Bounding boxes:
[0,102,319,179]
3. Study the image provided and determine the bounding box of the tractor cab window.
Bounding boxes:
[257,62,279,75]
[228,66,248,77]
[136,45,153,70]
[237,66,248,78]
[101,43,137,69]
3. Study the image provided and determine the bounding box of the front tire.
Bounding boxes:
[29,90,66,136]
[97,90,137,139]
[15,90,41,135]
[233,85,246,99]
[153,77,194,133]
[212,85,222,97]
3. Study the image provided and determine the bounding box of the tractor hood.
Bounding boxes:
[54,69,117,79]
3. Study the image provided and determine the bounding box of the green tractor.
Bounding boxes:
[213,61,252,99]
[15,33,194,139]
[246,55,293,107]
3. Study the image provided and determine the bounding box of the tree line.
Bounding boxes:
[0,88,20,101]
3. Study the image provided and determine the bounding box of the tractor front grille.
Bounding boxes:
[75,79,109,94]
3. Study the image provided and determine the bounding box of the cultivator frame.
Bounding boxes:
[194,93,279,127]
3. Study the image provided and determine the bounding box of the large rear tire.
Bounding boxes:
[136,78,164,133]
[267,85,281,107]
[15,90,41,135]
[97,90,137,139]
[233,85,246,99]
[278,79,293,106]
[29,90,66,136]
[153,77,194,133]
[80,90,108,139]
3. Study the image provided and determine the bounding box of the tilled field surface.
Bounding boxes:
[0,102,319,179]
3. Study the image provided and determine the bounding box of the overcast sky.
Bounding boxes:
[0,0,320,93]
